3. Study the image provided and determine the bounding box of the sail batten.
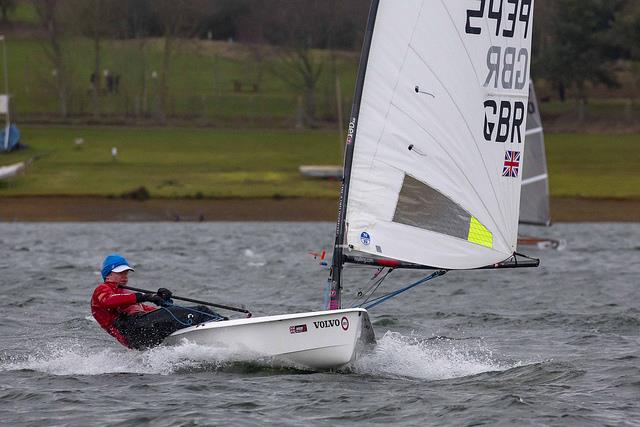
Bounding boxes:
[522,174,548,186]
[342,0,535,270]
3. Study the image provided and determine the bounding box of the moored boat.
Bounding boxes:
[0,161,24,180]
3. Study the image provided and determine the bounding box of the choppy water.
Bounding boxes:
[0,222,638,426]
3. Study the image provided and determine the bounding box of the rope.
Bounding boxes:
[179,304,227,321]
[359,270,446,310]
[160,305,193,327]
[159,301,226,327]
[348,267,393,308]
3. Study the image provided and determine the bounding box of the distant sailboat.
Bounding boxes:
[520,81,550,225]
[518,81,563,249]
[165,0,539,369]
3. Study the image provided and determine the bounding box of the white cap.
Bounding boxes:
[112,265,134,273]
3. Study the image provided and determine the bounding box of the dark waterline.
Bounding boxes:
[0,222,638,426]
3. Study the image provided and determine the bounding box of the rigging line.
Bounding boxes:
[360,276,389,306]
[160,306,193,327]
[362,272,440,309]
[361,270,446,310]
[349,267,393,308]
[347,267,386,307]
[160,301,227,326]
[525,127,543,136]
[349,278,383,308]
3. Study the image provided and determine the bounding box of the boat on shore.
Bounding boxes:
[0,161,24,180]
[299,165,343,179]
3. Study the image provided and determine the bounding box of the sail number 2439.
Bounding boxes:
[465,0,532,38]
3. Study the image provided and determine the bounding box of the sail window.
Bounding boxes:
[468,217,493,248]
[393,175,493,248]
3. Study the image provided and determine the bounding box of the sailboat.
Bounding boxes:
[164,0,539,369]
[517,81,563,249]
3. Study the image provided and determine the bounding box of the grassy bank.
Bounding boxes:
[1,127,638,200]
[0,127,343,198]
[545,133,639,199]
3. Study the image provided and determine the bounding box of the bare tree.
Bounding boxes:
[68,0,127,118]
[0,0,16,23]
[124,0,154,116]
[255,0,328,127]
[32,0,70,118]
[240,0,369,128]
[153,0,212,121]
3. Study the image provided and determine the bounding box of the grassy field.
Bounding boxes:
[0,126,343,198]
[9,1,39,24]
[545,133,639,199]
[4,2,359,122]
[4,34,638,129]
[1,127,638,200]
[3,38,358,122]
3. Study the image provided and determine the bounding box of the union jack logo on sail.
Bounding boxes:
[502,150,520,178]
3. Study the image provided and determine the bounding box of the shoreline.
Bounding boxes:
[0,196,638,222]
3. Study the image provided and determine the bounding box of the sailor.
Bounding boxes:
[91,254,225,349]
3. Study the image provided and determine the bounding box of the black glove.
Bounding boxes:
[157,287,173,301]
[135,292,166,306]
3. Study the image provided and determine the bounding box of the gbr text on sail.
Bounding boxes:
[465,0,533,144]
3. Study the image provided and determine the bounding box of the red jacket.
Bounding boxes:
[91,282,157,347]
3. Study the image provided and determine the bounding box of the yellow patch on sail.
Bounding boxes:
[467,217,493,248]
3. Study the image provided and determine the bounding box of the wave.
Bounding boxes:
[1,331,533,379]
[243,248,266,267]
[348,331,529,381]
[429,311,640,334]
[0,340,285,376]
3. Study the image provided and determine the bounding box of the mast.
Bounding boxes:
[328,0,380,310]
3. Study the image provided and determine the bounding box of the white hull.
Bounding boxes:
[163,308,375,370]
[299,165,343,179]
[0,162,23,180]
[517,235,566,251]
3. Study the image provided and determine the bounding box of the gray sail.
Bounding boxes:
[520,81,550,226]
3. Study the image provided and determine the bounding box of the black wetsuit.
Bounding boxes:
[114,305,226,350]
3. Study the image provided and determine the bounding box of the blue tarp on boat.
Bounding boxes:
[0,124,21,152]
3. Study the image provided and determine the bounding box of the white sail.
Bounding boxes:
[520,80,550,225]
[344,0,535,269]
